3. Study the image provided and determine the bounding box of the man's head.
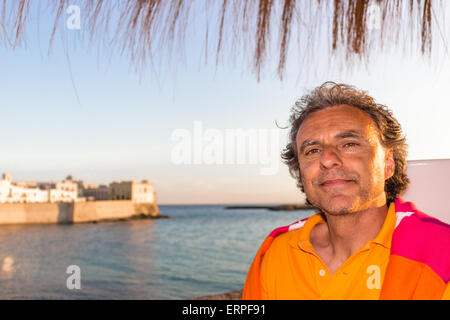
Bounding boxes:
[281,82,409,214]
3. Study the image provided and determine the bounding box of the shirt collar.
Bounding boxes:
[288,213,324,253]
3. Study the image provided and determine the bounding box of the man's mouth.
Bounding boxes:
[320,179,354,187]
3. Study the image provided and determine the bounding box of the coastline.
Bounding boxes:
[85,212,170,224]
[0,200,162,225]
[192,289,243,300]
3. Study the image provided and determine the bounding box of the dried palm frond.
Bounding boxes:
[0,0,442,80]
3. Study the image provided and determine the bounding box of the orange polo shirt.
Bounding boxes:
[260,203,397,300]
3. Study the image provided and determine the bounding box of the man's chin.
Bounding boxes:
[313,196,359,216]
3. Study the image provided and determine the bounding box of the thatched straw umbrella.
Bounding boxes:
[0,0,443,80]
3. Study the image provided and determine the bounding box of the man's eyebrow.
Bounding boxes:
[299,139,320,153]
[298,130,364,153]
[335,130,363,139]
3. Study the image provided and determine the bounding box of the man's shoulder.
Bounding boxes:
[392,198,450,283]
[267,218,308,238]
[264,214,320,252]
[394,198,450,240]
[261,227,301,268]
[268,226,301,249]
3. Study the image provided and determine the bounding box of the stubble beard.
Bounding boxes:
[318,192,370,217]
[305,183,373,217]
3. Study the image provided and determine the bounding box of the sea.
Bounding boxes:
[0,205,315,299]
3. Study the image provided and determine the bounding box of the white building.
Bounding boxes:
[0,174,77,203]
[0,178,11,203]
[110,180,155,203]
[0,174,48,203]
[48,176,78,203]
[0,174,156,204]
[21,186,49,203]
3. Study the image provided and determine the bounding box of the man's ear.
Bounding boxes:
[385,149,395,180]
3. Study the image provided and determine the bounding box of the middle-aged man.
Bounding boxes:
[243,82,450,300]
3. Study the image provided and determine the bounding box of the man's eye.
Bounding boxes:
[305,148,320,155]
[343,142,358,148]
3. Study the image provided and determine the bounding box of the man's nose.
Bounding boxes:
[320,147,343,169]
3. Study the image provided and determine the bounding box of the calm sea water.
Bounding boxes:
[0,205,315,299]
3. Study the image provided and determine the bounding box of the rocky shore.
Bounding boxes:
[88,212,169,224]
[192,289,243,300]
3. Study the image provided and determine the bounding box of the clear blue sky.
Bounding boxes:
[1,1,449,204]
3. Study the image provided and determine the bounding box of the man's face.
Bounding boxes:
[296,105,395,215]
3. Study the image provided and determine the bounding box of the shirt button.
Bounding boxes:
[319,269,326,276]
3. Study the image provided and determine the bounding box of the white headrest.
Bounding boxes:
[402,159,450,224]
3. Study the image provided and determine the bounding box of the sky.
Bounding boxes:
[1,1,450,204]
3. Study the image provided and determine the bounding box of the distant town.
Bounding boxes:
[0,173,156,204]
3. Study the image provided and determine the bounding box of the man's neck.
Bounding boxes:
[310,201,389,274]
